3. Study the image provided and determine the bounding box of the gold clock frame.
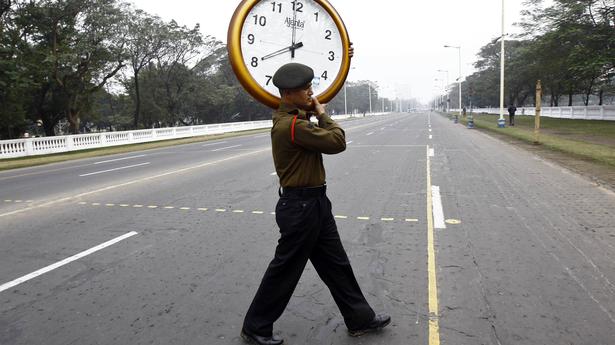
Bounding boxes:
[227,0,351,109]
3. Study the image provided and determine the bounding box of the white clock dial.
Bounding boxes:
[240,0,343,97]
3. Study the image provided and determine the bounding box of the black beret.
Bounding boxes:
[272,63,314,90]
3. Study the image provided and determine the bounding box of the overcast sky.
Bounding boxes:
[130,0,527,102]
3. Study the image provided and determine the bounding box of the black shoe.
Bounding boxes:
[348,314,392,337]
[240,328,284,345]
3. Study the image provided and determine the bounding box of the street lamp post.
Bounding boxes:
[344,82,347,115]
[444,45,462,119]
[344,67,357,116]
[498,0,507,128]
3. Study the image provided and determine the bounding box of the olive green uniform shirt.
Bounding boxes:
[271,103,346,188]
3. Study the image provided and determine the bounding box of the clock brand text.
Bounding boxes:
[285,17,305,30]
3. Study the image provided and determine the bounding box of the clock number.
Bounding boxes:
[321,71,328,80]
[314,12,319,22]
[291,1,303,12]
[247,34,255,45]
[251,57,259,68]
[325,30,332,40]
[328,51,335,61]
[253,15,267,26]
[265,75,273,86]
[271,2,282,13]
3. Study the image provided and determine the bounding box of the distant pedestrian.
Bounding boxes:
[240,62,390,345]
[508,105,517,126]
[462,106,467,117]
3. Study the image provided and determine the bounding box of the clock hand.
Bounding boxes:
[261,42,303,61]
[291,2,297,58]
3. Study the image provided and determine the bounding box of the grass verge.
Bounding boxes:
[0,128,270,172]
[454,113,615,167]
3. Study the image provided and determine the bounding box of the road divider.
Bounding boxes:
[426,145,441,345]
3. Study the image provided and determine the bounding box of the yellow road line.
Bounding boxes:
[357,216,370,220]
[335,215,348,219]
[381,217,394,221]
[406,218,419,222]
[233,210,244,213]
[198,208,208,211]
[426,146,441,345]
[179,207,191,210]
[147,205,158,209]
[215,209,226,212]
[164,206,175,209]
[133,205,143,208]
[252,211,264,214]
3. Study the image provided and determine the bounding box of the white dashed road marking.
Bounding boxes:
[94,155,147,165]
[0,231,138,293]
[431,186,446,229]
[202,141,228,147]
[79,162,151,177]
[211,145,242,152]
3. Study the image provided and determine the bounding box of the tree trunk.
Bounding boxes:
[584,78,595,106]
[568,91,573,106]
[67,110,81,134]
[599,88,604,106]
[133,69,141,129]
[550,92,556,107]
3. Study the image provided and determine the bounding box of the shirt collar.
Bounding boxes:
[278,102,308,119]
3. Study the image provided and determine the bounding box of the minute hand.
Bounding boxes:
[261,42,303,61]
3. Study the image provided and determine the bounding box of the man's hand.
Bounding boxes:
[312,97,326,118]
[349,42,354,59]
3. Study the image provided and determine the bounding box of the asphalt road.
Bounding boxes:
[1,112,614,345]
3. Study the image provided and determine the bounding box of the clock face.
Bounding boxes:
[239,0,344,98]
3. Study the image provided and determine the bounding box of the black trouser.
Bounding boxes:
[509,114,515,125]
[243,186,375,336]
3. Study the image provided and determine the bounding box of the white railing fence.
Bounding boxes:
[450,105,615,121]
[1,113,389,160]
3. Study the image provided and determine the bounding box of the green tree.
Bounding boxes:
[125,9,168,128]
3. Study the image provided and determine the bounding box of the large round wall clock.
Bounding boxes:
[228,0,351,109]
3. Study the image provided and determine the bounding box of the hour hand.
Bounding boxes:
[261,42,303,61]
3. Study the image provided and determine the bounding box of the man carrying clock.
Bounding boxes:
[241,60,391,345]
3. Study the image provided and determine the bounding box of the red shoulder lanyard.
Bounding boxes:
[291,115,298,144]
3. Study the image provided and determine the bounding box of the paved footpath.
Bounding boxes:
[0,112,614,345]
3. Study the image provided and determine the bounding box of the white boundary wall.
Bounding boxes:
[452,105,615,121]
[0,113,389,159]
